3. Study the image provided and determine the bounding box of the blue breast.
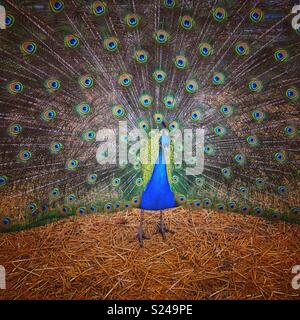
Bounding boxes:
[140,146,176,210]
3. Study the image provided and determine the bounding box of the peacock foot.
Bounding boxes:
[136,227,150,247]
[156,220,175,240]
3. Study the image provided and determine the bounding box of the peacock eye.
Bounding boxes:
[235,42,249,56]
[230,203,235,209]
[212,72,225,85]
[77,207,86,215]
[66,159,79,171]
[134,50,149,64]
[250,8,264,23]
[248,79,263,92]
[163,95,176,109]
[179,16,195,30]
[125,14,141,28]
[0,176,8,185]
[18,149,32,162]
[185,79,199,94]
[41,109,57,122]
[54,2,62,9]
[284,126,297,138]
[3,218,10,225]
[6,17,12,25]
[7,81,24,95]
[213,7,227,22]
[45,78,61,92]
[104,37,119,52]
[222,167,232,179]
[50,0,64,13]
[5,15,15,27]
[75,103,91,117]
[274,151,287,164]
[285,87,299,101]
[92,1,107,16]
[139,94,153,108]
[79,75,94,89]
[82,129,96,142]
[174,55,188,69]
[118,73,133,87]
[130,18,136,24]
[164,0,175,8]
[64,35,80,48]
[272,212,279,219]
[96,6,103,13]
[21,41,37,55]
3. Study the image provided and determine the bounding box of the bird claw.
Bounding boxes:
[156,222,174,240]
[136,228,150,247]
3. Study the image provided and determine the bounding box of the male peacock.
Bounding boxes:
[138,128,176,245]
[0,1,299,245]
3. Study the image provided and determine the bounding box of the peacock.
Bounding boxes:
[0,0,299,246]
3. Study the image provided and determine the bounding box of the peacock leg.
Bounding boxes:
[136,209,150,247]
[157,210,174,240]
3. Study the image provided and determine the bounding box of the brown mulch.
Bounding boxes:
[0,207,299,300]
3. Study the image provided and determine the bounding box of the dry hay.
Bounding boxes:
[0,208,300,300]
